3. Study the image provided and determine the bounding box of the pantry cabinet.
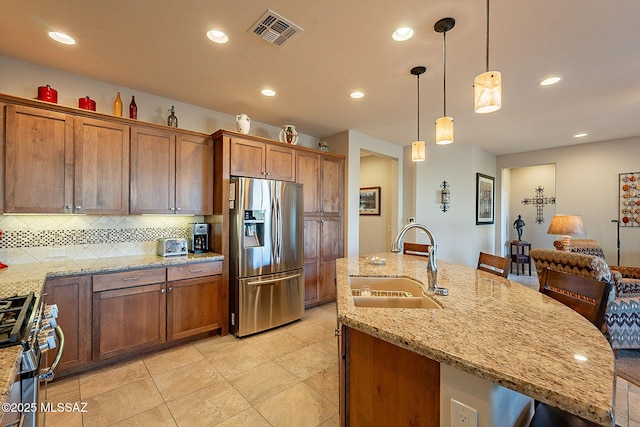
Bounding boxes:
[42,275,91,372]
[303,216,343,306]
[230,137,296,182]
[130,126,213,215]
[296,151,344,217]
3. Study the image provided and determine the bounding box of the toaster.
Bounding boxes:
[157,238,188,256]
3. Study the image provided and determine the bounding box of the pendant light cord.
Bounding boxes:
[417,73,420,140]
[486,0,490,72]
[443,30,447,117]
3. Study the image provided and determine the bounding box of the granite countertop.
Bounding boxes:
[336,253,615,427]
[0,252,224,410]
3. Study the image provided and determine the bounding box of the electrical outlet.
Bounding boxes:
[451,399,478,427]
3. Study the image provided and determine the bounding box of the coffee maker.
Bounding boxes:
[189,223,209,253]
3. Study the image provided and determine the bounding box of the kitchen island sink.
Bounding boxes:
[349,276,442,309]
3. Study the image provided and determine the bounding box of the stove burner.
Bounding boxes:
[0,293,36,347]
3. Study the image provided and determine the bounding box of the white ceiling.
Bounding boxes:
[2,0,639,155]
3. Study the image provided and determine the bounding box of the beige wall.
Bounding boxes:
[359,155,395,254]
[497,136,640,267]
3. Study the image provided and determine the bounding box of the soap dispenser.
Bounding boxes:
[167,106,178,128]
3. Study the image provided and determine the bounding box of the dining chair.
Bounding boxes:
[538,267,612,330]
[402,242,431,257]
[476,252,510,278]
[528,268,612,427]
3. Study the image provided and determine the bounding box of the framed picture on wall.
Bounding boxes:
[476,173,495,225]
[359,187,381,215]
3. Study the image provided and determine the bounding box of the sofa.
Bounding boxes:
[552,239,640,297]
[530,248,640,351]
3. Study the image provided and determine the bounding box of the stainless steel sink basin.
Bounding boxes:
[349,276,442,309]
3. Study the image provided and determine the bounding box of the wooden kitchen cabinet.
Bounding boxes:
[230,137,296,181]
[296,152,344,216]
[42,275,91,373]
[4,104,73,213]
[167,262,222,340]
[74,117,130,214]
[92,268,167,361]
[298,151,344,307]
[130,125,213,215]
[304,216,343,306]
[340,326,440,426]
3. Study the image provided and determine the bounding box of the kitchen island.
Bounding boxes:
[336,253,615,427]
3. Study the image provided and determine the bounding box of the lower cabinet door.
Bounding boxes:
[167,275,220,341]
[92,283,166,361]
[43,275,91,373]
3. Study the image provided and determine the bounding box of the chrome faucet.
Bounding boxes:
[390,223,448,296]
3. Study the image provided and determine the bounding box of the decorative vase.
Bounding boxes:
[113,92,123,117]
[129,96,137,119]
[236,114,251,134]
[279,125,298,145]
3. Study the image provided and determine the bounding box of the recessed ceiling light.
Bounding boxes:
[207,29,229,44]
[350,91,364,99]
[573,133,588,138]
[392,27,414,42]
[48,31,76,45]
[539,76,561,86]
[261,89,276,97]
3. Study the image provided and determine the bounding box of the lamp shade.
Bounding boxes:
[474,71,502,113]
[547,214,586,250]
[435,116,454,145]
[411,140,426,162]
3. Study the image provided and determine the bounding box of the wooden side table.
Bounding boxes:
[510,241,532,276]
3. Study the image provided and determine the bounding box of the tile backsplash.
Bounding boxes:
[0,215,204,265]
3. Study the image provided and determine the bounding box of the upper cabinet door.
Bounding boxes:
[5,104,74,213]
[175,133,213,215]
[130,126,176,214]
[229,138,266,179]
[74,117,130,215]
[266,143,296,182]
[296,151,320,215]
[320,156,344,216]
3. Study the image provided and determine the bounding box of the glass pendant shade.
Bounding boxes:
[474,71,502,113]
[411,141,426,162]
[435,117,454,145]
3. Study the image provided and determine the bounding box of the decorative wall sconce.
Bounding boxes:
[441,181,450,212]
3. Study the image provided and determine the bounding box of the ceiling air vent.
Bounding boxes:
[249,9,303,47]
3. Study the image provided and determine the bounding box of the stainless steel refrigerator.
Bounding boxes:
[229,177,304,337]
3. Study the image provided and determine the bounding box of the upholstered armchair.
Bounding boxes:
[530,248,640,350]
[553,239,640,297]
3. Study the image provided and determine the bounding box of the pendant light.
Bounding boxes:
[474,0,501,113]
[411,66,427,162]
[435,18,455,145]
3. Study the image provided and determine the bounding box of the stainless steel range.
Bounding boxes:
[0,292,62,427]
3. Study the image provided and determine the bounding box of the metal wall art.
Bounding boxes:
[521,186,555,224]
[619,172,640,226]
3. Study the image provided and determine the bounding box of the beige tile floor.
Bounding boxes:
[40,288,639,427]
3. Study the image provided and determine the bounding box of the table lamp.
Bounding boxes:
[547,215,586,250]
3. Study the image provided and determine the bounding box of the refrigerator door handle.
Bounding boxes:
[247,273,302,286]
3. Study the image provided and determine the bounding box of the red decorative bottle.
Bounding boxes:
[129,96,137,119]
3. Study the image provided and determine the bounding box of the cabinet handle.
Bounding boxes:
[189,269,204,273]
[161,288,165,293]
[168,287,173,292]
[169,207,175,212]
[176,207,182,211]
[75,205,82,210]
[65,205,72,210]
[122,277,141,282]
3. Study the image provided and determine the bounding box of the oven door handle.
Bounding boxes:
[40,326,64,382]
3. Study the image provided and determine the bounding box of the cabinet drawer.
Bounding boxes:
[93,267,166,292]
[167,262,222,281]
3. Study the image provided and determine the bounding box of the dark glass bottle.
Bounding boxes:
[129,96,137,119]
[167,106,178,128]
